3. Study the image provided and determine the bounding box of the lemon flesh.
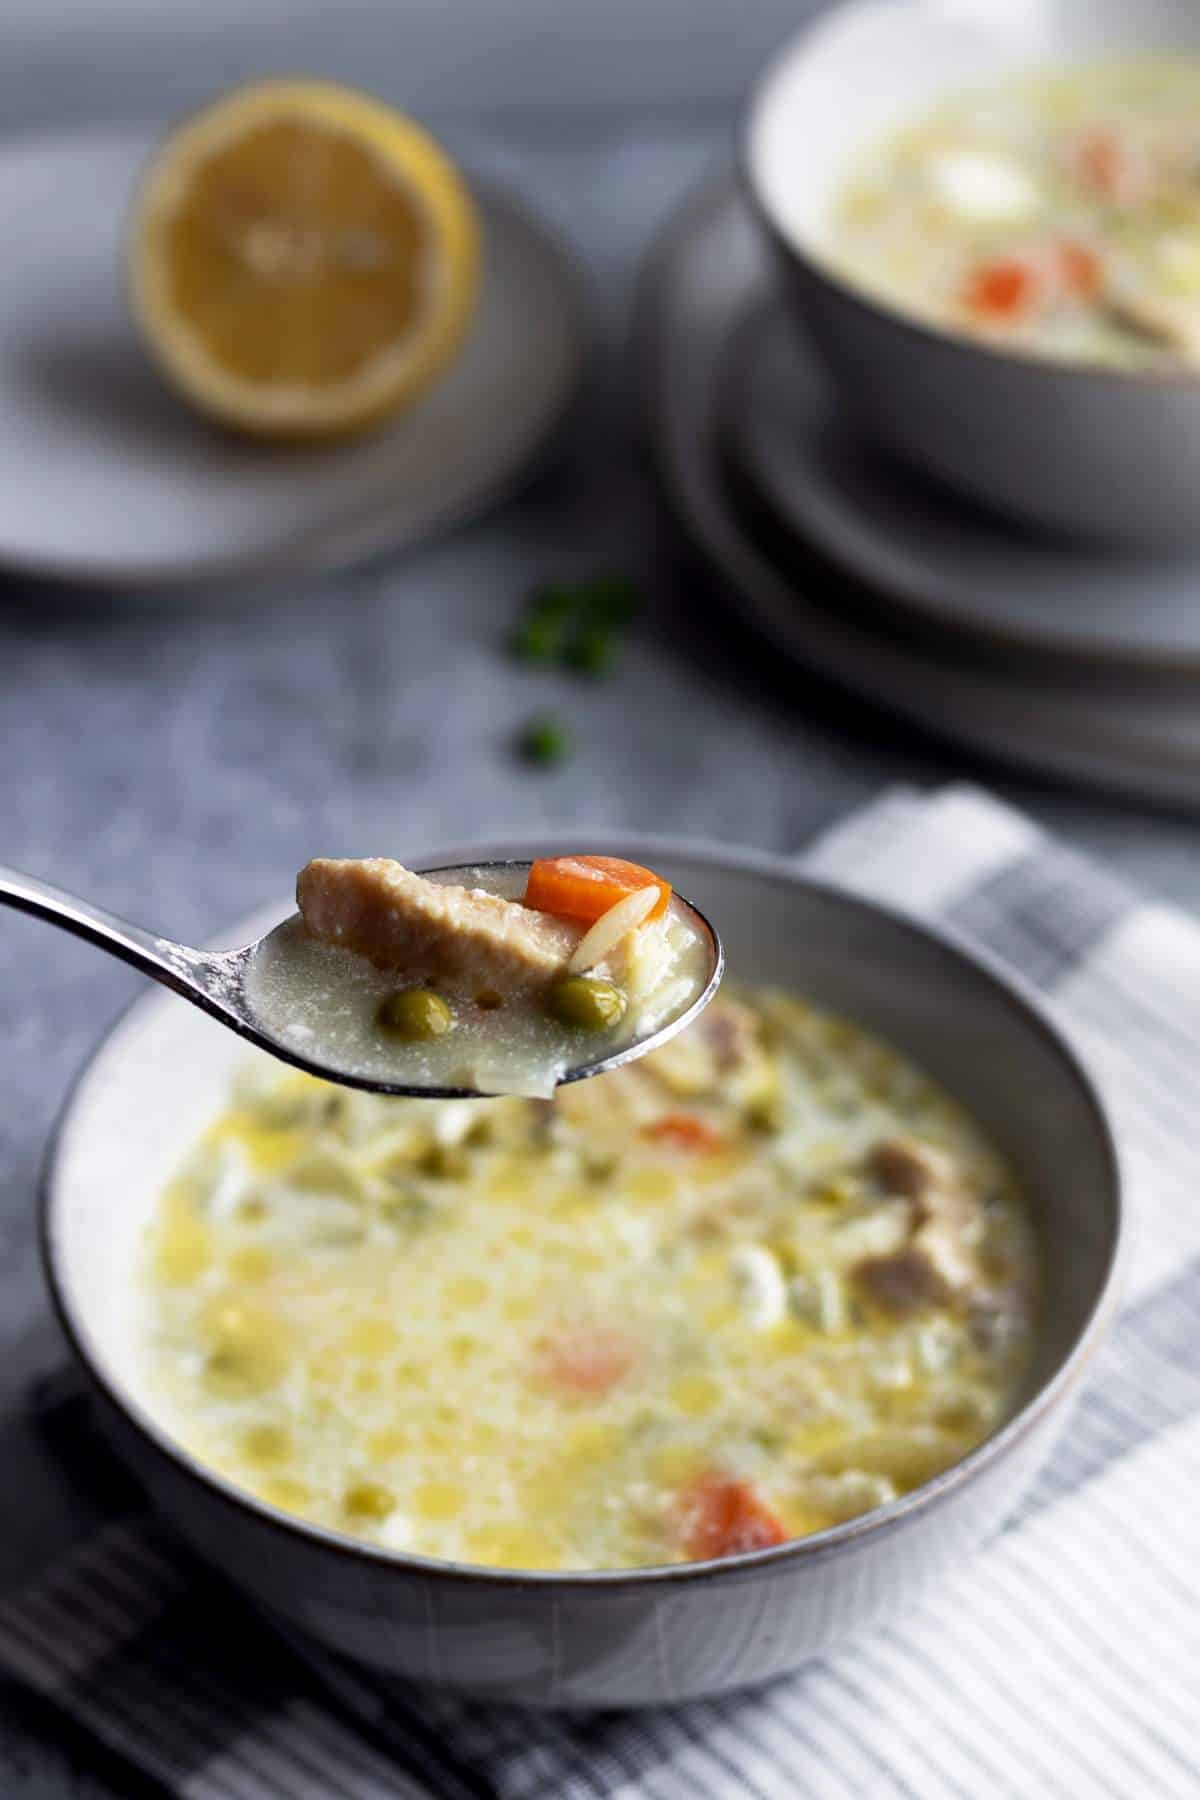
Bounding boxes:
[129,80,480,439]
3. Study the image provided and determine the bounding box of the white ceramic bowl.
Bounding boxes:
[41,838,1123,1706]
[745,0,1200,544]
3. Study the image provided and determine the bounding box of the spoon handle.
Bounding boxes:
[0,862,231,1009]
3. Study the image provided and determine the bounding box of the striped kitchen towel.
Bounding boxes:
[3,783,1199,1799]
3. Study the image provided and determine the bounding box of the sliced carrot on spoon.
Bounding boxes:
[524,855,671,924]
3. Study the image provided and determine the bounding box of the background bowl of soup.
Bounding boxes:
[745,0,1200,543]
[41,838,1122,1708]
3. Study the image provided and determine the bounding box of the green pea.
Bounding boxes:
[547,975,628,1032]
[519,714,571,766]
[510,614,568,664]
[583,574,642,628]
[343,1481,395,1521]
[418,1143,470,1180]
[376,989,453,1040]
[565,625,619,677]
[527,582,577,622]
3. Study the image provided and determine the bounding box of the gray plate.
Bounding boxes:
[0,130,584,590]
[636,175,1200,811]
[729,307,1200,673]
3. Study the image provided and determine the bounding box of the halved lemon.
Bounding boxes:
[129,79,480,439]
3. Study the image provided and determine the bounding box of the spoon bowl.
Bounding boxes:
[0,858,723,1099]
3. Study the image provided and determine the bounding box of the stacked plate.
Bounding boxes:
[637,176,1200,811]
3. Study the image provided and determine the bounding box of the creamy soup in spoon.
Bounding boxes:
[247,856,713,1098]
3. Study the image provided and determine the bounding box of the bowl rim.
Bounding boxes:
[740,0,1200,392]
[40,831,1125,1592]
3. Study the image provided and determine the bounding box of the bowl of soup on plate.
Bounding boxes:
[41,842,1122,1707]
[746,0,1200,542]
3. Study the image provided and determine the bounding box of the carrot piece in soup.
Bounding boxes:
[1053,238,1103,300]
[642,1113,726,1154]
[537,1326,634,1396]
[677,1473,788,1561]
[524,855,671,924]
[960,258,1039,322]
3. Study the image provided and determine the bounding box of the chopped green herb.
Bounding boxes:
[527,583,578,622]
[564,624,619,677]
[508,574,643,679]
[519,714,571,766]
[511,614,569,664]
[583,574,641,629]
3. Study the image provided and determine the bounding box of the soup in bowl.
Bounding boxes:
[138,985,1039,1573]
[745,0,1200,541]
[831,57,1200,372]
[41,842,1121,1706]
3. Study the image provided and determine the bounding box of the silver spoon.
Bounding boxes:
[1,860,724,1099]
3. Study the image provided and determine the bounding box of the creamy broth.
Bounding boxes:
[829,58,1200,369]
[139,986,1040,1572]
[249,863,711,1098]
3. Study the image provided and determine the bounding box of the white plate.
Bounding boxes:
[636,176,1200,812]
[728,308,1200,672]
[0,130,583,589]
